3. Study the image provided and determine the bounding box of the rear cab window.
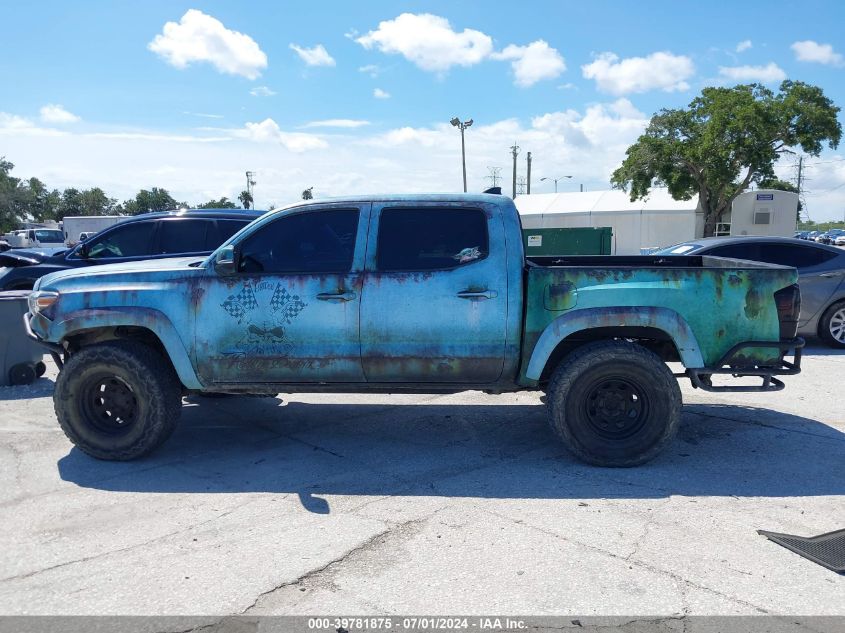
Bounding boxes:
[376,208,489,271]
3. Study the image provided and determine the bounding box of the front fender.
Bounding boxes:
[48,307,203,390]
[524,306,705,380]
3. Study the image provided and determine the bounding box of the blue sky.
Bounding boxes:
[2,1,845,220]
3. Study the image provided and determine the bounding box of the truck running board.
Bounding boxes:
[685,337,804,392]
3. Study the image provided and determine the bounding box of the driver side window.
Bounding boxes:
[85,222,156,259]
[238,209,359,274]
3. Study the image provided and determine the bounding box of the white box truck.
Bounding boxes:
[62,216,128,245]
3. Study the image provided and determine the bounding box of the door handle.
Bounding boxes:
[819,272,842,278]
[317,291,357,302]
[457,289,498,300]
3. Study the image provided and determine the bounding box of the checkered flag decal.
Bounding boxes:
[221,283,258,323]
[270,285,307,324]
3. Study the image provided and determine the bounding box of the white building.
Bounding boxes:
[514,188,798,255]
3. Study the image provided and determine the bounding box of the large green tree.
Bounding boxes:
[611,81,841,236]
[0,157,24,233]
[196,197,238,209]
[119,187,180,215]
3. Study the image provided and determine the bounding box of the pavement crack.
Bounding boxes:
[240,510,442,614]
[482,507,770,615]
[0,500,256,584]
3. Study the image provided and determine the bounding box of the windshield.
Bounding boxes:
[34,229,64,242]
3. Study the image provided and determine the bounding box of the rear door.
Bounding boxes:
[359,202,508,383]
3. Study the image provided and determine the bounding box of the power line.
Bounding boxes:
[485,167,502,188]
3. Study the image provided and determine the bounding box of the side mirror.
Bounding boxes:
[78,243,90,259]
[214,244,238,275]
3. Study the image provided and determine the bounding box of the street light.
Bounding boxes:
[540,175,573,193]
[450,117,473,192]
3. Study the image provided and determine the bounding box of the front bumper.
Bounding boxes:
[686,337,804,392]
[23,312,64,367]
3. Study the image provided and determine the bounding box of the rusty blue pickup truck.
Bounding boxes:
[26,194,804,466]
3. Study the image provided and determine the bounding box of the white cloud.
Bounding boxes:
[581,51,695,95]
[289,43,336,67]
[39,104,80,124]
[303,119,371,129]
[5,104,845,220]
[358,64,382,77]
[250,85,277,97]
[736,40,752,53]
[355,13,493,72]
[791,40,844,66]
[235,118,328,152]
[0,113,66,136]
[490,40,565,87]
[718,62,786,83]
[148,9,267,79]
[373,88,391,99]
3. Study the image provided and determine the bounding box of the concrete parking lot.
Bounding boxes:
[0,343,843,617]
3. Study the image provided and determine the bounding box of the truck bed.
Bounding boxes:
[520,254,798,383]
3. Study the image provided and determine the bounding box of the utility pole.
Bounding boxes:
[486,167,502,189]
[450,117,473,192]
[245,171,256,209]
[526,152,532,194]
[796,156,804,195]
[510,143,520,199]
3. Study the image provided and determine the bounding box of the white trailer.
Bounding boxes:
[62,216,128,245]
[515,187,799,255]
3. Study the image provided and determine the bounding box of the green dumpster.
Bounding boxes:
[522,227,612,256]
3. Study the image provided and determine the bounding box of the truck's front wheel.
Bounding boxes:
[54,341,182,460]
[547,340,681,467]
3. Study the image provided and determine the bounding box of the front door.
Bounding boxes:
[195,204,369,385]
[359,203,508,383]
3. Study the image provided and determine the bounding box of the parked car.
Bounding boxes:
[77,231,95,242]
[27,194,802,465]
[657,236,845,347]
[794,231,810,240]
[818,228,845,245]
[806,230,821,242]
[835,234,845,246]
[0,210,263,290]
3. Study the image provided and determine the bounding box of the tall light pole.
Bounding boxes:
[450,117,473,192]
[540,175,573,193]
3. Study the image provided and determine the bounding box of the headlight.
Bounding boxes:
[28,291,59,318]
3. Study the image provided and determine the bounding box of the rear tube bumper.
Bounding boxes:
[686,337,804,393]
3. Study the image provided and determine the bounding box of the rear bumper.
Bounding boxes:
[686,337,804,392]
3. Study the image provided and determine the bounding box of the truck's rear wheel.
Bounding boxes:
[54,341,182,460]
[546,340,681,467]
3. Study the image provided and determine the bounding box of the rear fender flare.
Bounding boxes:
[525,306,704,380]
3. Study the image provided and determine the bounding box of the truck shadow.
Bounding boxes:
[57,397,845,512]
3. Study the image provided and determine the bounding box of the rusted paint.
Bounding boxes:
[29,193,798,394]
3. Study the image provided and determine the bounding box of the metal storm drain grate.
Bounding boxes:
[759,528,845,573]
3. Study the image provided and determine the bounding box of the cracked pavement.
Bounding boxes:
[0,343,843,616]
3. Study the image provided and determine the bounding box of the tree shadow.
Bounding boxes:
[57,396,845,512]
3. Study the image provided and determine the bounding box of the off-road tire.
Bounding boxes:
[54,341,182,460]
[818,300,845,349]
[546,340,681,467]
